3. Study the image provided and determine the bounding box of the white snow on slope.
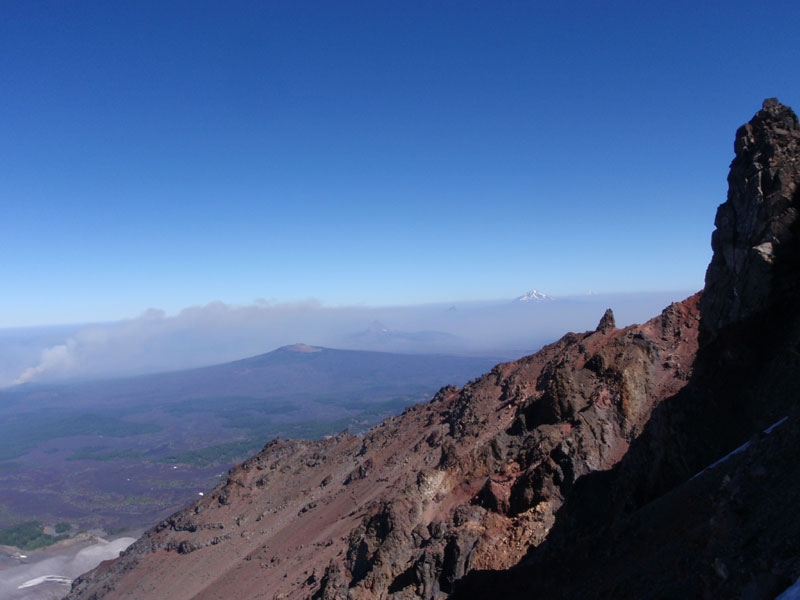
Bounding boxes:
[0,536,135,600]
[691,416,788,480]
[514,289,554,303]
[775,575,800,599]
[18,575,73,589]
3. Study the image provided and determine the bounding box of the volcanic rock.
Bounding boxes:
[701,98,800,344]
[595,308,616,333]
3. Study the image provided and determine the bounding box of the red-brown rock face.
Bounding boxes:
[66,297,699,600]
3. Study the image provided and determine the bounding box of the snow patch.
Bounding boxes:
[691,416,788,480]
[514,289,554,303]
[776,575,800,599]
[18,575,73,589]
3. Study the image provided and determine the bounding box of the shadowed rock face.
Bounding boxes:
[701,98,800,344]
[66,101,800,600]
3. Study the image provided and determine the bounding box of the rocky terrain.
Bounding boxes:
[66,99,800,599]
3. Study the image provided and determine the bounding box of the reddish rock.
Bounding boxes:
[66,293,699,600]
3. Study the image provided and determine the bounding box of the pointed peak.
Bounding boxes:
[701,100,800,343]
[759,97,795,118]
[734,98,799,155]
[596,308,616,333]
[514,289,554,303]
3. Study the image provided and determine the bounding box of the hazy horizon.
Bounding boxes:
[1,288,694,387]
[3,3,798,384]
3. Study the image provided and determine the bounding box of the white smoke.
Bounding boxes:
[4,291,694,387]
[9,300,340,385]
[14,341,77,384]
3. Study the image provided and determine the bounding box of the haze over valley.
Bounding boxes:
[0,291,690,387]
[0,345,499,530]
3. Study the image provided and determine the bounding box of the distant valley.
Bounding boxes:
[0,345,499,535]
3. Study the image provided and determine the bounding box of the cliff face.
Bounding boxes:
[701,98,800,343]
[67,100,800,600]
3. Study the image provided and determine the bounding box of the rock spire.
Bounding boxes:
[595,308,616,333]
[701,98,800,342]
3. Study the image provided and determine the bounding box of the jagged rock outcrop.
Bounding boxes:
[701,98,800,343]
[450,99,800,599]
[595,308,615,333]
[67,100,800,600]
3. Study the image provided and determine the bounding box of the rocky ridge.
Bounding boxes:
[66,295,699,600]
[67,100,800,599]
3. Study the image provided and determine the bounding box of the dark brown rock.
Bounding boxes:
[596,308,616,333]
[701,98,800,344]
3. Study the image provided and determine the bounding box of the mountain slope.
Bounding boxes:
[67,296,699,600]
[67,99,800,599]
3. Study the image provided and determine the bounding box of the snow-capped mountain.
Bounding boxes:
[514,289,554,303]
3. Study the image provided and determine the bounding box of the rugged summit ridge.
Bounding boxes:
[67,101,800,599]
[453,99,800,599]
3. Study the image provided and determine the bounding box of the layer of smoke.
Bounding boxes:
[2,292,692,387]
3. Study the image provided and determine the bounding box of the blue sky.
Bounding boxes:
[2,1,799,327]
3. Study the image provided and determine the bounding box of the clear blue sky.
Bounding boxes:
[2,1,799,327]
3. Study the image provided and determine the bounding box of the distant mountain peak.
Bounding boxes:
[514,289,554,303]
[278,343,322,353]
